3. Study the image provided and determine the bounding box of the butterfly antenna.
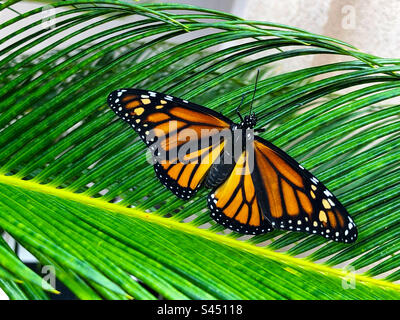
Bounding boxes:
[249,69,260,115]
[236,94,245,122]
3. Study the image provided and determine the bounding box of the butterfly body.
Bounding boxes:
[108,88,357,243]
[204,156,235,189]
[205,120,255,189]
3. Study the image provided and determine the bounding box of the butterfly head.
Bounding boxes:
[241,113,257,129]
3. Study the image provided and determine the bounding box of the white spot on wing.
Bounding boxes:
[311,177,319,184]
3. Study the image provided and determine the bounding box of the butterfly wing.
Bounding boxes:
[208,150,274,235]
[108,88,233,199]
[253,136,357,243]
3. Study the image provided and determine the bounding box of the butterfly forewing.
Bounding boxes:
[108,89,232,199]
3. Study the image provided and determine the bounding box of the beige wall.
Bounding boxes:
[2,0,398,65]
[245,0,400,69]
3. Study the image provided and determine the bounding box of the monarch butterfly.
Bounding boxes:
[107,83,357,243]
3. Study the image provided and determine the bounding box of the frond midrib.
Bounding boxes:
[1,173,399,293]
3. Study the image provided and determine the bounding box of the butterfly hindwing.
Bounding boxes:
[108,89,232,199]
[153,140,227,199]
[253,136,357,243]
[208,150,274,235]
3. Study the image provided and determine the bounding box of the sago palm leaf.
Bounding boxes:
[0,1,399,300]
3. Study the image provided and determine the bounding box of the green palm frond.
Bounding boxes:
[0,1,399,300]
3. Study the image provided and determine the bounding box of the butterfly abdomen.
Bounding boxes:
[205,161,235,189]
[204,128,250,189]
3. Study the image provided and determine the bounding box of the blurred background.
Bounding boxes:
[2,0,399,70]
[0,0,400,72]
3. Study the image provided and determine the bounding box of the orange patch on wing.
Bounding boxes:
[235,204,249,224]
[214,152,245,207]
[147,112,170,123]
[183,145,212,162]
[255,151,283,218]
[335,208,345,227]
[327,210,337,229]
[160,126,210,152]
[223,191,243,218]
[178,164,195,188]
[169,107,229,128]
[214,188,231,210]
[255,141,303,188]
[178,127,205,144]
[281,179,299,216]
[167,163,184,180]
[297,190,313,217]
[156,122,188,151]
[243,155,255,202]
[249,201,261,226]
[122,95,137,102]
[126,100,141,109]
[154,120,186,137]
